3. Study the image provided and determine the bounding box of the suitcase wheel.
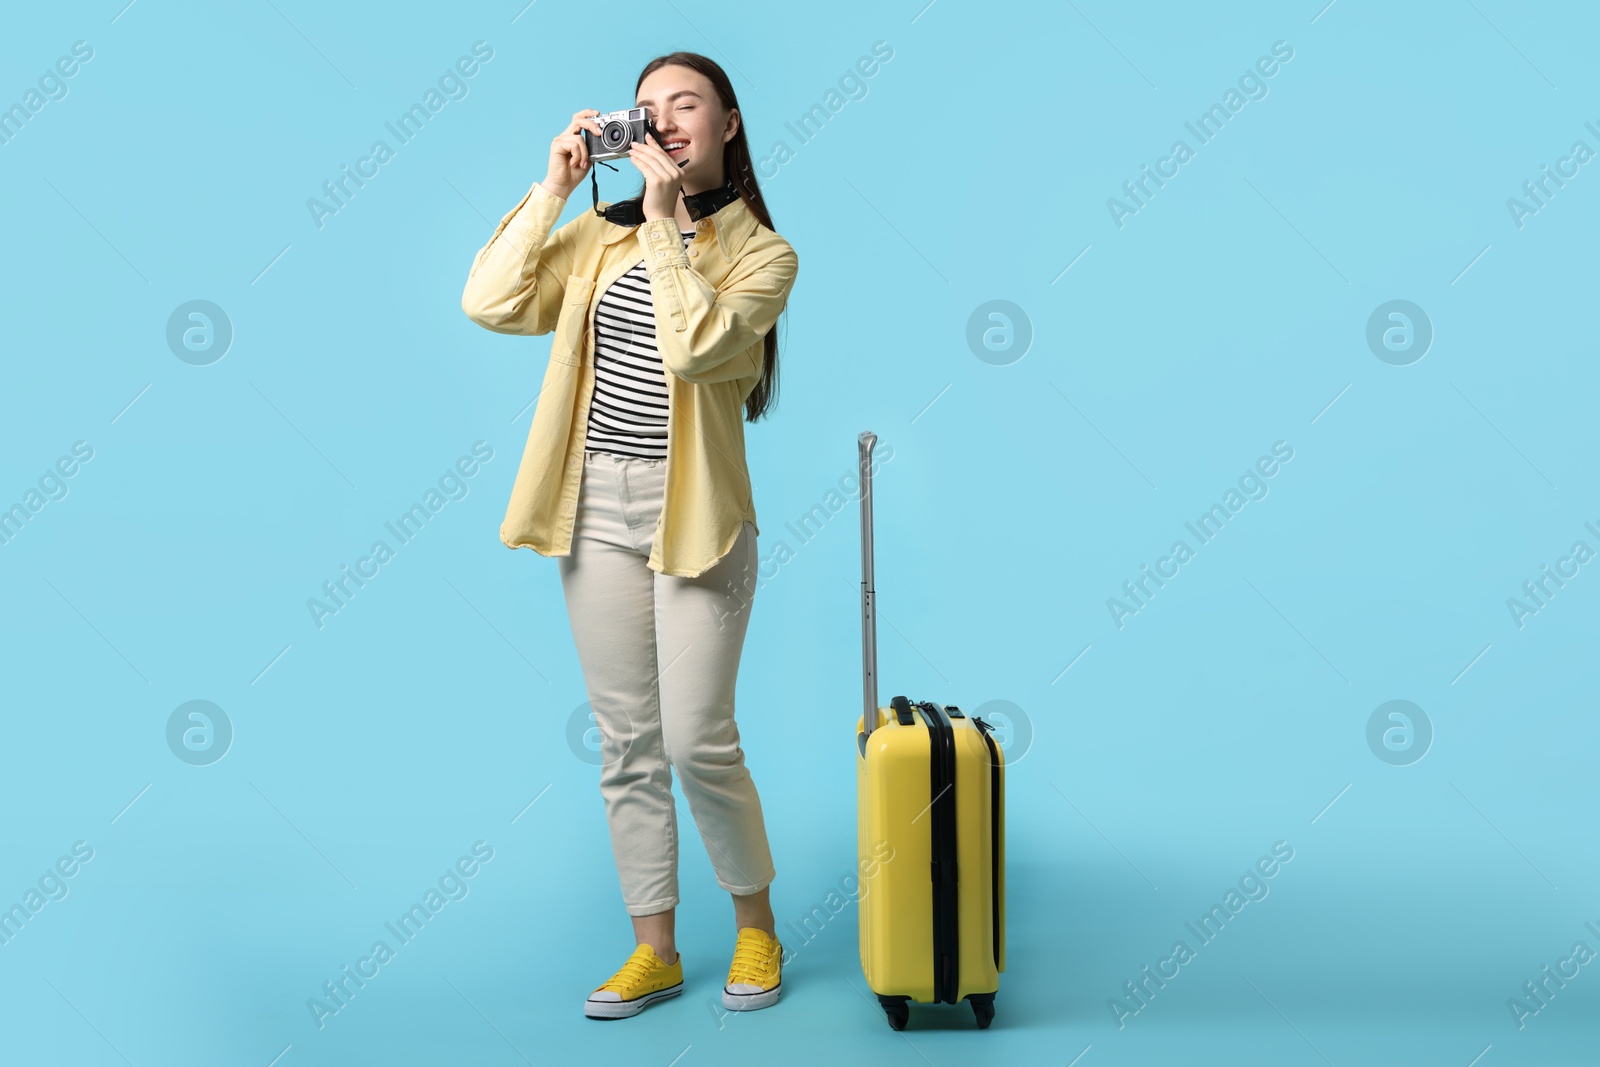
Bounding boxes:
[967,992,996,1029]
[876,994,910,1030]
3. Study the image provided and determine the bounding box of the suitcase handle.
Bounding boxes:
[859,430,878,739]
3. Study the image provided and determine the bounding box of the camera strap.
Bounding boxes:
[590,159,740,227]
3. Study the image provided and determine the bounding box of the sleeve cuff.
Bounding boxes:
[530,179,567,205]
[505,179,568,243]
[636,216,691,272]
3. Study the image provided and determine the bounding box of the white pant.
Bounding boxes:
[558,449,776,915]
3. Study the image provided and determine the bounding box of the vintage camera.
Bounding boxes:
[584,106,660,164]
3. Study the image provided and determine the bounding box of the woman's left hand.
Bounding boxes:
[629,131,684,223]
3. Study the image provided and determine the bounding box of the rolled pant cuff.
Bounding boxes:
[624,897,680,917]
[718,871,776,896]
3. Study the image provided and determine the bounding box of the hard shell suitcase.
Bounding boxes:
[853,430,1006,1031]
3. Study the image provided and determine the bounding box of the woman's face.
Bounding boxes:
[635,65,736,193]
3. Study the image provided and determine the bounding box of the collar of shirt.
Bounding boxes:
[594,192,758,263]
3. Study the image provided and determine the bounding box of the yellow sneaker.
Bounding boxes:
[722,927,782,1011]
[584,943,683,1019]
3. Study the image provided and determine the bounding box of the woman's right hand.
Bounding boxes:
[544,109,603,198]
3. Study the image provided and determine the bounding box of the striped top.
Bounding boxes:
[584,227,698,460]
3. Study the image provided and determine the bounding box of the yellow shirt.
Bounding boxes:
[461,178,799,577]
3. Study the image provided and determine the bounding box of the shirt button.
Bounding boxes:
[690,248,698,257]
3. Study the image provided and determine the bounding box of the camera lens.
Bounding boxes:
[600,120,630,151]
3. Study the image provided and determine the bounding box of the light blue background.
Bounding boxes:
[2,1,1596,1064]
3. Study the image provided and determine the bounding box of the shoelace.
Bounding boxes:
[602,949,666,991]
[727,936,776,984]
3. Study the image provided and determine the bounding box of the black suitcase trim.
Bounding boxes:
[971,714,1003,970]
[914,699,960,1004]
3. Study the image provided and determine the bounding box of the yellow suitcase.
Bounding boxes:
[854,430,1006,1030]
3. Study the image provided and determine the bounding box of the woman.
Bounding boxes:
[460,52,798,1020]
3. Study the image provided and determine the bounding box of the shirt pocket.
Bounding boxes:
[551,273,595,366]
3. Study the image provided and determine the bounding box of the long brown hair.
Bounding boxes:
[633,52,784,423]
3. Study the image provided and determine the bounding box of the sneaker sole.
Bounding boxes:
[722,981,781,1011]
[585,981,682,1019]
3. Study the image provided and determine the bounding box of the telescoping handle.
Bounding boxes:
[859,430,878,739]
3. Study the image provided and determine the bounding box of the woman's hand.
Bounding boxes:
[629,132,684,222]
[544,109,602,198]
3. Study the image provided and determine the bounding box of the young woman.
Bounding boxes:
[460,52,798,1019]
